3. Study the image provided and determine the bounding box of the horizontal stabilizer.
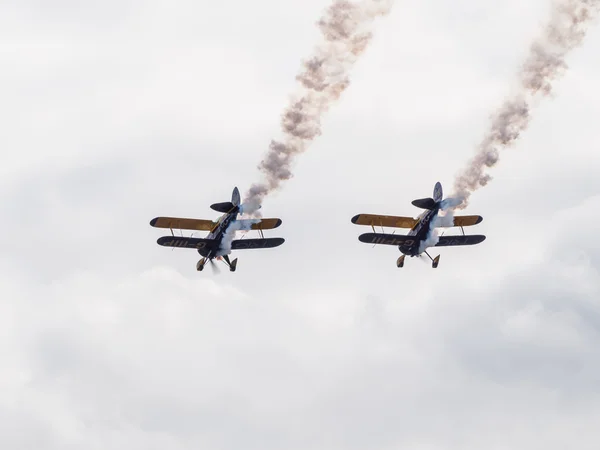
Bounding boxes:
[358,233,417,247]
[150,217,216,231]
[412,197,437,210]
[210,202,235,213]
[231,237,285,250]
[157,236,216,250]
[351,214,417,229]
[435,235,486,247]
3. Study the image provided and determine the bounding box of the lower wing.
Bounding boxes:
[358,233,417,246]
[435,235,486,246]
[156,236,215,249]
[231,238,285,250]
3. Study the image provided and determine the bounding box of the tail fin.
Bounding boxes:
[231,187,241,207]
[433,182,443,202]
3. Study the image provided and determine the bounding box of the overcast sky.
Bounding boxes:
[2,1,600,449]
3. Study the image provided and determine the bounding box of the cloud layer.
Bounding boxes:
[2,0,600,449]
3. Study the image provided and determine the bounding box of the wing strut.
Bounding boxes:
[372,229,395,248]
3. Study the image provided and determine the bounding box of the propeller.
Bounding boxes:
[208,258,220,274]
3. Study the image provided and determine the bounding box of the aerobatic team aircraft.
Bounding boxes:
[351,182,485,268]
[150,187,284,272]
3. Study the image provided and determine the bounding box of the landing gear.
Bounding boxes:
[196,255,239,273]
[396,255,405,268]
[223,254,238,272]
[424,251,440,269]
[228,258,238,272]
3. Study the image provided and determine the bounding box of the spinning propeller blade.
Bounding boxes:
[209,258,220,274]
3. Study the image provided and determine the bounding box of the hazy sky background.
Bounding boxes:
[2,0,600,448]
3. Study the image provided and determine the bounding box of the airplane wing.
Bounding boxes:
[435,235,486,246]
[236,218,282,230]
[156,236,284,251]
[358,233,418,246]
[449,215,483,227]
[231,238,285,250]
[156,236,215,249]
[351,214,418,229]
[150,217,217,231]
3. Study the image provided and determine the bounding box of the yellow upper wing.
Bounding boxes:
[150,217,283,232]
[149,217,217,231]
[451,215,483,227]
[236,218,282,230]
[249,218,282,230]
[351,214,418,229]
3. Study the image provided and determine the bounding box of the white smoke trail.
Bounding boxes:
[218,218,261,256]
[243,0,394,215]
[418,206,456,253]
[452,0,600,209]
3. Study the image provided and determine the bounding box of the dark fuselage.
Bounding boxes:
[399,206,440,256]
[198,207,239,258]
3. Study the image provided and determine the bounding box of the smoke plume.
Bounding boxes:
[243,0,394,214]
[419,205,456,253]
[452,0,600,209]
[218,218,260,256]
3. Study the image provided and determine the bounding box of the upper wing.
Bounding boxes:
[231,237,285,250]
[236,218,282,230]
[450,215,483,227]
[435,235,486,247]
[351,214,417,229]
[358,233,417,246]
[150,217,217,232]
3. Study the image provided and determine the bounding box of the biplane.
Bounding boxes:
[150,187,284,272]
[351,182,485,268]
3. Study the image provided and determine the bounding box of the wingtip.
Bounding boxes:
[351,214,361,224]
[149,217,158,227]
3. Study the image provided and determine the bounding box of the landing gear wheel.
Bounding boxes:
[396,255,405,268]
[196,258,206,271]
[432,255,440,269]
[229,258,238,272]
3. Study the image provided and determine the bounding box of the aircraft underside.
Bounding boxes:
[351,182,486,269]
[150,186,285,274]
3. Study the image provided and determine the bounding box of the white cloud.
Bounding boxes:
[2,0,600,448]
